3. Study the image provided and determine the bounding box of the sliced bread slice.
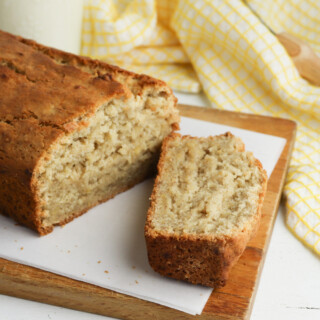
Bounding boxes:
[145,132,267,288]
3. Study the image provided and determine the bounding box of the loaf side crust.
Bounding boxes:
[145,133,267,288]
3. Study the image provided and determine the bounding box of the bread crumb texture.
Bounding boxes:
[36,96,176,228]
[151,133,265,236]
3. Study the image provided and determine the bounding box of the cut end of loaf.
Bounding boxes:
[34,91,178,235]
[145,132,267,288]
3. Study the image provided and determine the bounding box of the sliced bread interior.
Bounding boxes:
[36,90,178,233]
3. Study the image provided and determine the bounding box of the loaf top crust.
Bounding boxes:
[0,30,178,184]
[0,31,127,127]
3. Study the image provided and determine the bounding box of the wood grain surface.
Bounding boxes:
[0,105,296,320]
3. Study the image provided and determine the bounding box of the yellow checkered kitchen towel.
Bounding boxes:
[82,0,320,255]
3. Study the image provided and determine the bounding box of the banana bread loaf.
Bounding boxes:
[0,30,179,235]
[145,133,267,288]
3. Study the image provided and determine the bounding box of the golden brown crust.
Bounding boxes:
[18,32,178,104]
[0,32,127,125]
[0,30,179,235]
[145,132,267,288]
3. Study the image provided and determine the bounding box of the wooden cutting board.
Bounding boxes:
[0,105,296,320]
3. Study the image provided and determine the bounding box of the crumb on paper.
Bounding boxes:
[97,260,101,264]
[74,245,78,248]
[200,294,203,296]
[135,280,139,284]
[132,266,136,270]
[67,250,70,254]
[104,270,109,274]
[82,273,85,276]
[14,240,17,242]
[20,247,24,250]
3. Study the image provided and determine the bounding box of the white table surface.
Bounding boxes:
[1,92,319,320]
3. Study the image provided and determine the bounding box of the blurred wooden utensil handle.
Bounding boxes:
[276,32,320,86]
